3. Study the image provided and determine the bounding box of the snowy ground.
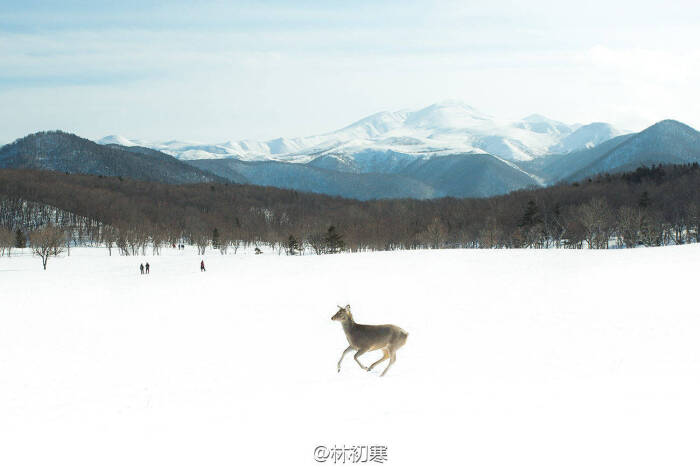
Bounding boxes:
[2,245,700,466]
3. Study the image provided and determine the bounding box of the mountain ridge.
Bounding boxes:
[520,119,700,183]
[4,117,698,201]
[0,131,226,185]
[97,101,623,164]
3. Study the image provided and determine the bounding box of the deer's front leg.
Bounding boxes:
[353,349,369,371]
[337,346,354,373]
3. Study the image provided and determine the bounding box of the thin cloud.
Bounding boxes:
[1,0,698,142]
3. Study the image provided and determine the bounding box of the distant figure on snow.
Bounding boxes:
[140,263,144,275]
[145,262,150,274]
[200,260,206,272]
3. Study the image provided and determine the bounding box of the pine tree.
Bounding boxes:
[324,226,344,254]
[639,191,651,208]
[518,200,541,227]
[212,227,221,249]
[285,235,299,255]
[15,229,26,248]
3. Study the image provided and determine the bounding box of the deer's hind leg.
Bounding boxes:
[380,350,397,377]
[368,348,390,372]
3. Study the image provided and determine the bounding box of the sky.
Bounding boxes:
[1,0,699,144]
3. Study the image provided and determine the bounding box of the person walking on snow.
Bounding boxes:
[145,262,150,274]
[140,263,144,275]
[200,260,206,272]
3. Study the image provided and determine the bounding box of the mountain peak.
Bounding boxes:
[99,134,136,147]
[336,111,406,138]
[404,101,491,130]
[648,119,692,131]
[433,99,478,110]
[522,113,557,123]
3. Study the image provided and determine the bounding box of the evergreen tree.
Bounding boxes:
[14,229,26,248]
[639,191,651,208]
[212,227,221,249]
[285,235,299,255]
[518,200,541,227]
[324,225,344,254]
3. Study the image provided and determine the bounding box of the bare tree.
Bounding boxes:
[688,202,700,243]
[577,198,612,249]
[64,227,73,256]
[151,229,167,255]
[424,217,448,249]
[192,230,209,255]
[617,206,642,248]
[478,217,503,249]
[102,225,118,256]
[0,227,13,256]
[307,232,326,255]
[31,226,65,270]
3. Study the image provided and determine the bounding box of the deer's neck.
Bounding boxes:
[341,318,357,338]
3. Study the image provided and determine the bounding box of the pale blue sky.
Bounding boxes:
[1,0,699,143]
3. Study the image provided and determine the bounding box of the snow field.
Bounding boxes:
[1,245,700,466]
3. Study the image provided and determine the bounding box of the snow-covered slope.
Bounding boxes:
[98,101,621,163]
[551,122,622,154]
[525,119,700,183]
[99,134,138,147]
[3,245,700,466]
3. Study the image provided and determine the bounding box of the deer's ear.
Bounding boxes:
[346,304,351,311]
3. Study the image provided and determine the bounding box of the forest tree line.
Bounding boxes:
[1,164,699,256]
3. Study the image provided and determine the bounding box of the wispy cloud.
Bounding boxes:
[1,0,699,142]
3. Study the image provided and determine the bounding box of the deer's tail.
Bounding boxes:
[396,329,409,348]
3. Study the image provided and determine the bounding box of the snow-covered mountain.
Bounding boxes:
[0,131,224,184]
[91,103,700,200]
[4,114,696,200]
[522,119,700,184]
[550,122,622,154]
[98,101,621,164]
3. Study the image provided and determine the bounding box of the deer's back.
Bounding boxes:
[348,323,408,351]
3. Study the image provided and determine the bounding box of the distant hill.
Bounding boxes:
[563,120,700,181]
[521,120,700,183]
[188,158,439,200]
[398,153,540,198]
[188,151,541,199]
[0,131,225,184]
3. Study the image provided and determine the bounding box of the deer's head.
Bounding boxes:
[331,304,352,322]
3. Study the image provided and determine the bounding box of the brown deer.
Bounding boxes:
[332,304,408,376]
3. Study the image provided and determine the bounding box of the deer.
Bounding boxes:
[331,304,408,377]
